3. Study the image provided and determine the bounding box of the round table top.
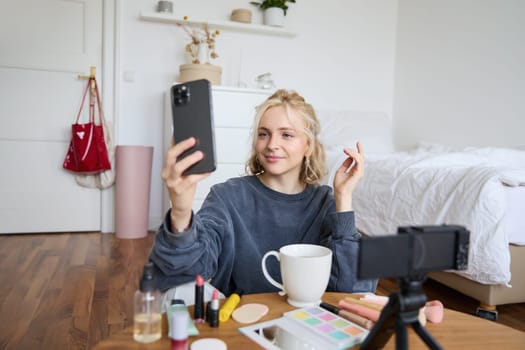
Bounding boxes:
[93,292,525,349]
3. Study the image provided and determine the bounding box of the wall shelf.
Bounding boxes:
[139,12,297,38]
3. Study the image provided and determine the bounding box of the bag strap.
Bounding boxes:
[74,77,106,128]
[92,78,106,126]
[74,78,92,124]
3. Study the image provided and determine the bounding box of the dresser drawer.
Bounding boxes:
[215,128,252,164]
[213,88,269,128]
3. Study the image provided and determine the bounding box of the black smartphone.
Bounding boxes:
[171,79,217,175]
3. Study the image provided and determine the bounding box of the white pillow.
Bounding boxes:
[317,110,394,154]
[317,110,393,185]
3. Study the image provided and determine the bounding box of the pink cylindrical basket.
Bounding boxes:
[115,145,154,239]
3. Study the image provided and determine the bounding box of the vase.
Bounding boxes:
[197,43,209,64]
[263,7,285,27]
[179,63,222,86]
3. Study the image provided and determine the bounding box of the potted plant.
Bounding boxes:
[250,0,296,27]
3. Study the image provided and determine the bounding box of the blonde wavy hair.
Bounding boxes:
[246,89,326,185]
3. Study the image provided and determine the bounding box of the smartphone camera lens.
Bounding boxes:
[173,85,190,105]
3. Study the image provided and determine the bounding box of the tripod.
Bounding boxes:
[360,276,443,350]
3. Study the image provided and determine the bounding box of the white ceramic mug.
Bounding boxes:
[261,244,332,307]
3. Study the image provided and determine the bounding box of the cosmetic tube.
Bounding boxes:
[167,299,199,337]
[209,289,219,327]
[171,310,189,350]
[219,289,243,322]
[194,274,205,323]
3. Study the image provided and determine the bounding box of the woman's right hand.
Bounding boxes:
[162,137,211,232]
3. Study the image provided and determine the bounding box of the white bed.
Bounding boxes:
[318,110,525,315]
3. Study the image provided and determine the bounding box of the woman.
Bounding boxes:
[150,89,377,296]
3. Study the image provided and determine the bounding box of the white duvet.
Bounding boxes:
[336,145,525,286]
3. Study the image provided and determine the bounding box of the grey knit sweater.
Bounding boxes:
[149,175,377,296]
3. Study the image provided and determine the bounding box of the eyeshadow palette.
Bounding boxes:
[284,306,368,348]
[239,306,368,350]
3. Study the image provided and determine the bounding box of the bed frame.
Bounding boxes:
[429,244,525,320]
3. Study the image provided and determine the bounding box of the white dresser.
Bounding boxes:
[163,86,272,213]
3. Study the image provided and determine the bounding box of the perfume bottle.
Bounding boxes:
[133,262,162,343]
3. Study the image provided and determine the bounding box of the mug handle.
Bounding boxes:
[261,250,286,296]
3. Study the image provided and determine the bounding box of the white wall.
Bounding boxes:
[116,0,398,228]
[393,0,525,150]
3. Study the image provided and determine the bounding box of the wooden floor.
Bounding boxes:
[0,232,523,350]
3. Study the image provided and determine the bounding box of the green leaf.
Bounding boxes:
[249,0,296,15]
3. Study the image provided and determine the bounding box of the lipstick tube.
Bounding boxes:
[208,289,219,327]
[194,274,204,323]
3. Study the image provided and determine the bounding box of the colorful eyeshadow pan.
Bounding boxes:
[305,317,322,326]
[284,306,369,349]
[345,326,363,336]
[331,319,349,328]
[320,313,336,321]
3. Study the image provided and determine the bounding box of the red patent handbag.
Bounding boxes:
[63,77,111,174]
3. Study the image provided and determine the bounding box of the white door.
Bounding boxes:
[0,0,103,233]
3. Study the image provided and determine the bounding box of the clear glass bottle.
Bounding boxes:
[133,262,162,343]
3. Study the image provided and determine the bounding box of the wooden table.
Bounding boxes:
[93,292,525,349]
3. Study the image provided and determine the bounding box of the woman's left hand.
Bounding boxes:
[333,142,365,212]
